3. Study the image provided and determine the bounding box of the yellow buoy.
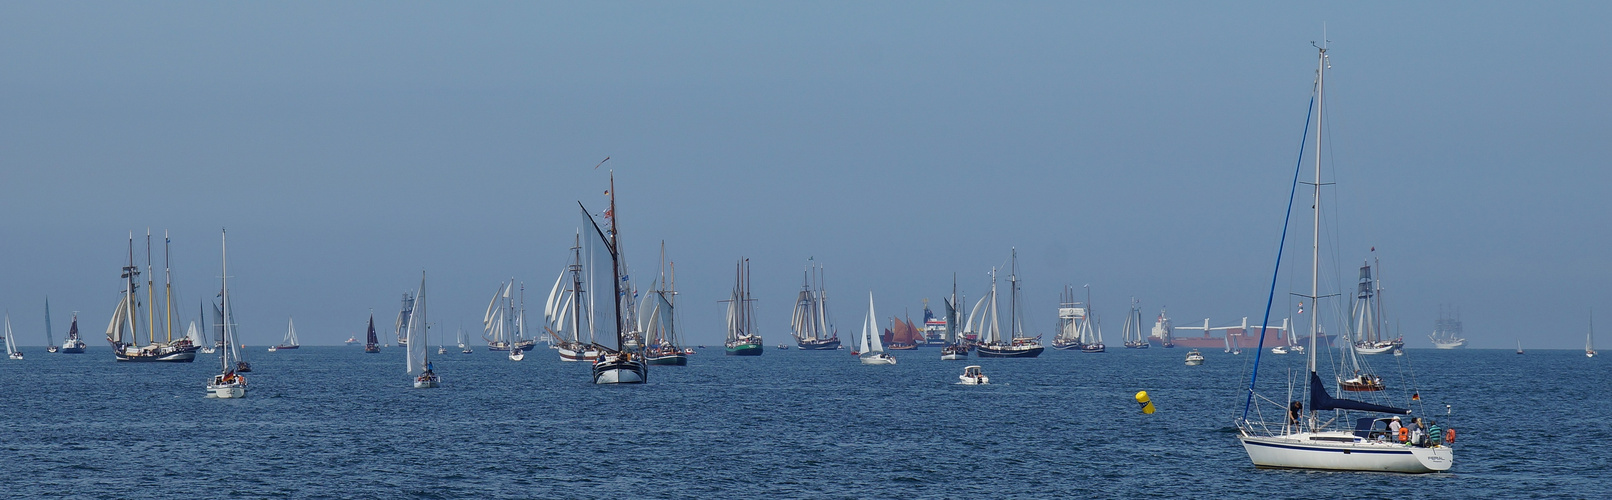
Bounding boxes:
[1134,390,1156,414]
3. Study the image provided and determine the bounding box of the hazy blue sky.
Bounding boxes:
[1,2,1606,348]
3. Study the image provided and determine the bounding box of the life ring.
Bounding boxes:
[1445,428,1455,444]
[1397,427,1410,442]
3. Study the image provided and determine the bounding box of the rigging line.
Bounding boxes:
[1241,93,1317,423]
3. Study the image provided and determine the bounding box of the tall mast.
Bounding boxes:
[220,229,231,373]
[125,233,140,346]
[145,229,155,345]
[1308,45,1326,403]
[164,231,173,343]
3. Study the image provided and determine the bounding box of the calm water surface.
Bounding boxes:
[1,346,1607,498]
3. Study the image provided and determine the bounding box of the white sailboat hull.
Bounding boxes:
[205,383,246,399]
[859,353,896,365]
[413,378,440,389]
[558,345,600,362]
[1353,342,1400,355]
[1239,433,1452,473]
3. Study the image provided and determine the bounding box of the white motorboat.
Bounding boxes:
[958,365,988,385]
[509,346,524,361]
[1271,346,1288,355]
[857,292,896,365]
[1184,349,1204,366]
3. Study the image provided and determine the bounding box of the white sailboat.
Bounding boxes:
[408,272,439,389]
[206,229,246,398]
[1588,314,1597,358]
[44,299,58,353]
[858,293,895,365]
[1235,45,1451,473]
[5,315,21,360]
[270,317,300,351]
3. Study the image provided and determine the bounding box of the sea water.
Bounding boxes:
[1,347,1606,498]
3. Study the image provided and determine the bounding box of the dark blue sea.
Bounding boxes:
[2,346,1607,498]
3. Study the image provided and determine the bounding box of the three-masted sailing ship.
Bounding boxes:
[723,258,764,356]
[1121,298,1149,349]
[791,261,841,350]
[1428,305,1466,349]
[973,250,1043,358]
[1051,286,1088,350]
[106,231,199,362]
[1236,44,1452,472]
[482,279,527,352]
[206,229,246,398]
[1349,258,1402,355]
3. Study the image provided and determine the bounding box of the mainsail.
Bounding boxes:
[406,274,429,374]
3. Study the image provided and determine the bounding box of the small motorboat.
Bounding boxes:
[509,348,525,361]
[940,344,968,360]
[777,344,789,350]
[959,365,989,385]
[1270,346,1288,355]
[461,347,473,354]
[1184,349,1204,366]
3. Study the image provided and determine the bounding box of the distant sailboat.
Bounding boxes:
[1051,286,1085,351]
[791,260,841,351]
[44,299,58,353]
[858,293,895,365]
[270,317,300,351]
[206,229,246,398]
[363,313,380,353]
[407,272,439,389]
[940,275,969,360]
[1122,298,1149,349]
[1516,340,1523,355]
[1350,258,1402,355]
[393,292,415,349]
[974,249,1044,358]
[458,327,472,354]
[643,243,687,366]
[1588,313,1597,358]
[60,311,86,354]
[1080,288,1106,353]
[546,233,601,362]
[723,258,764,356]
[5,315,21,360]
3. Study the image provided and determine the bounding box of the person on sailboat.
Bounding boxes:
[1388,416,1403,440]
[1287,401,1302,426]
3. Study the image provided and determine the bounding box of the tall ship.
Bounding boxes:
[482,279,533,352]
[1349,257,1402,355]
[972,249,1043,358]
[106,231,198,362]
[1236,44,1452,472]
[1121,298,1149,349]
[790,261,841,350]
[1428,305,1466,349]
[1051,286,1090,351]
[582,171,648,383]
[545,232,601,362]
[643,242,687,365]
[723,258,764,356]
[392,292,415,348]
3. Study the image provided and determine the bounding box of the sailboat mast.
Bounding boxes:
[1308,46,1326,400]
[145,230,156,345]
[164,232,173,343]
[220,229,231,373]
[125,233,140,347]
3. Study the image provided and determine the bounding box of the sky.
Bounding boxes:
[0,2,1607,348]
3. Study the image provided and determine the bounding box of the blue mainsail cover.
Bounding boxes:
[1309,372,1409,414]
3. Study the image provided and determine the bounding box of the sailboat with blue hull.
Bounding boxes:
[1235,44,1451,473]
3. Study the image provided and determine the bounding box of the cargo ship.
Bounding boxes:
[1148,312,1327,349]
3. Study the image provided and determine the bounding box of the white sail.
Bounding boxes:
[864,293,883,354]
[106,299,129,344]
[4,315,17,355]
[283,317,299,346]
[186,320,202,345]
[407,273,429,374]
